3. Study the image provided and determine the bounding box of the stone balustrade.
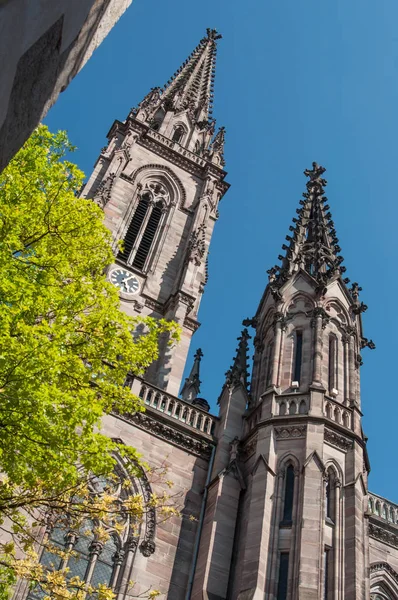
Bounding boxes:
[276,394,309,416]
[323,397,352,429]
[136,380,215,436]
[147,130,207,167]
[369,492,398,526]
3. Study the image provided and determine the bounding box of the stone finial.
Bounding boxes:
[225,329,251,390]
[180,348,203,402]
[209,126,226,166]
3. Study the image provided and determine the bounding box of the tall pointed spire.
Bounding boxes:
[181,348,203,402]
[267,163,346,295]
[225,329,251,390]
[130,29,225,161]
[159,28,221,123]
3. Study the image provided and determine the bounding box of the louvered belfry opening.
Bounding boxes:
[132,201,163,270]
[118,191,164,271]
[118,195,149,262]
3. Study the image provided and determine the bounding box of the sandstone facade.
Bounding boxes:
[13,29,398,600]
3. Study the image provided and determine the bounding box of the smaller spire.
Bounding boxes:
[181,348,203,402]
[225,329,251,390]
[209,126,226,167]
[267,163,346,296]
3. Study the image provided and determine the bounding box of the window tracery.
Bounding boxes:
[25,460,155,599]
[118,181,169,270]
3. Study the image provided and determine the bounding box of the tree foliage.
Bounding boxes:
[0,126,180,598]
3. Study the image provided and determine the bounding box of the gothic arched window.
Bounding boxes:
[25,460,156,599]
[282,464,295,525]
[118,182,168,270]
[277,552,289,600]
[172,125,185,144]
[325,468,336,523]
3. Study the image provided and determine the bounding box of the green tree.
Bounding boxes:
[0,126,180,598]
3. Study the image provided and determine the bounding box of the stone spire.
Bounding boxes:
[267,163,347,296]
[225,329,251,390]
[133,28,221,127]
[180,348,203,402]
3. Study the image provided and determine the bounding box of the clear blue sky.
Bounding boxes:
[45,0,398,500]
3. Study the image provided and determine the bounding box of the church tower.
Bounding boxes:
[191,163,373,600]
[81,29,229,396]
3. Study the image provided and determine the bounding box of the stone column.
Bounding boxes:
[342,334,350,406]
[271,315,283,387]
[348,331,357,404]
[85,540,103,586]
[311,310,324,387]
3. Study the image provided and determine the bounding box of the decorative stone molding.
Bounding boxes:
[274,425,306,439]
[139,539,156,557]
[143,296,164,314]
[126,412,213,459]
[243,434,257,460]
[370,562,398,584]
[324,428,353,452]
[184,316,201,332]
[93,172,116,209]
[120,163,187,209]
[369,522,398,549]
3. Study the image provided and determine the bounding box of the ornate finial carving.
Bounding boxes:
[225,329,251,390]
[210,126,226,166]
[93,173,116,209]
[180,348,203,402]
[187,223,206,266]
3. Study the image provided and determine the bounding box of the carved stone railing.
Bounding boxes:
[369,492,398,526]
[146,130,207,167]
[275,394,309,417]
[323,397,352,429]
[131,378,216,436]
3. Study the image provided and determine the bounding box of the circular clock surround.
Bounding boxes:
[109,267,140,295]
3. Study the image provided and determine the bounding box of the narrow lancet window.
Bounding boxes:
[325,468,336,523]
[282,464,295,524]
[132,201,163,270]
[118,192,165,271]
[277,553,289,600]
[293,331,303,383]
[172,126,184,143]
[118,195,149,262]
[323,548,332,600]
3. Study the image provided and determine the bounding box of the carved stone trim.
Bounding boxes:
[184,317,201,332]
[274,425,306,439]
[324,427,353,452]
[125,412,213,459]
[137,465,156,556]
[143,296,164,314]
[369,522,398,549]
[120,163,187,210]
[370,561,398,584]
[242,434,257,460]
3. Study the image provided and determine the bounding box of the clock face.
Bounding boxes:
[109,268,140,295]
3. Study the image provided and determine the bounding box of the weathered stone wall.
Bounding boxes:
[101,412,211,599]
[0,0,132,172]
